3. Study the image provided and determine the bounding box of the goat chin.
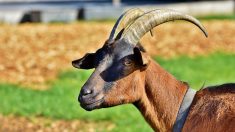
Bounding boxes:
[80,98,104,111]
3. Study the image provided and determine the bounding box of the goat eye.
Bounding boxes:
[123,59,133,66]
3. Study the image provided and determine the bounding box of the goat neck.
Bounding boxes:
[134,58,188,131]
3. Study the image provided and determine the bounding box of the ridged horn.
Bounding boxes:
[121,9,208,45]
[108,8,145,40]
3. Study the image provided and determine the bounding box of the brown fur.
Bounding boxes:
[106,57,235,131]
[75,42,235,131]
[183,84,235,132]
[104,63,146,107]
[133,58,188,131]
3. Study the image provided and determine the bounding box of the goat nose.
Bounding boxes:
[82,89,93,96]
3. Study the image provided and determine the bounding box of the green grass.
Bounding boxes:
[197,14,235,20]
[156,53,235,89]
[0,53,235,131]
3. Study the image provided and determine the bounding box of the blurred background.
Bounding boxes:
[0,0,234,131]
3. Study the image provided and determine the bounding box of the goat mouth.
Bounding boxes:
[80,98,104,111]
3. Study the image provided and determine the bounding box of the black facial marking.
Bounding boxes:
[76,39,147,110]
[100,55,137,82]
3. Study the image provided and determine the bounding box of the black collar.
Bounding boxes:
[173,87,196,132]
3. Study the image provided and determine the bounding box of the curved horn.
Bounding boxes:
[108,8,145,40]
[121,9,208,45]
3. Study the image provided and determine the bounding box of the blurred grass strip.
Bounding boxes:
[80,14,235,22]
[80,13,235,22]
[0,53,235,131]
[197,14,235,20]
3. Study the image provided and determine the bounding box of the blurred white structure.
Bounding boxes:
[85,0,235,20]
[137,0,235,16]
[0,0,234,23]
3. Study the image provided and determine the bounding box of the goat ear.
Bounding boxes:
[72,53,95,69]
[133,47,150,67]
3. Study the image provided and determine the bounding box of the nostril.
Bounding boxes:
[82,89,93,96]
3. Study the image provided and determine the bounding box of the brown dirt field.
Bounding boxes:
[0,20,234,88]
[0,115,115,132]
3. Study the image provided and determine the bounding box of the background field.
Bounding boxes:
[0,19,235,131]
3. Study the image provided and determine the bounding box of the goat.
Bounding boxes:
[72,8,235,131]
